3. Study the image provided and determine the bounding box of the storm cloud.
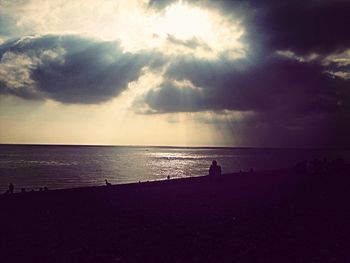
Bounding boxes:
[138,50,349,146]
[142,53,344,113]
[0,35,152,104]
[248,0,350,55]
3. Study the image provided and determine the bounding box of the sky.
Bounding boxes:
[0,0,349,147]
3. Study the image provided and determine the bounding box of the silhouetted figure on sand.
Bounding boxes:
[105,179,112,187]
[21,188,26,193]
[44,186,48,191]
[9,183,14,194]
[209,160,222,177]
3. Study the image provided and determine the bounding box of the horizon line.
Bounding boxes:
[0,143,349,150]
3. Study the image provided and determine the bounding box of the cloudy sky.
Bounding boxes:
[0,0,349,147]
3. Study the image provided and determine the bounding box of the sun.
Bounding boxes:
[155,2,212,40]
[52,0,246,59]
[142,1,246,59]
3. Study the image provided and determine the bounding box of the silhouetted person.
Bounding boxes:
[209,160,222,177]
[105,179,112,187]
[39,187,43,192]
[21,188,26,193]
[167,175,170,180]
[44,186,48,191]
[9,183,14,194]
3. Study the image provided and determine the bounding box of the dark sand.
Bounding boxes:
[1,169,349,262]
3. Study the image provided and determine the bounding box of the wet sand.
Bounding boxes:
[1,169,349,262]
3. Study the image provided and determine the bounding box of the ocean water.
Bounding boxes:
[0,144,349,192]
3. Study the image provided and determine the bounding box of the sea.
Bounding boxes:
[1,144,349,193]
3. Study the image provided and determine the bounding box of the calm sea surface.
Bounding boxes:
[1,145,349,192]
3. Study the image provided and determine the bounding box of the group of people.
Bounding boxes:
[4,183,48,194]
[293,157,350,174]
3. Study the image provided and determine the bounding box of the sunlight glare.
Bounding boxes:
[156,2,211,40]
[6,0,246,59]
[147,1,246,59]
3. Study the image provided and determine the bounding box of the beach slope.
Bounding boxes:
[1,169,349,262]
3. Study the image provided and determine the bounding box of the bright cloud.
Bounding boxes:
[0,0,246,59]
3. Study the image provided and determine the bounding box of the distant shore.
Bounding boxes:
[1,168,349,262]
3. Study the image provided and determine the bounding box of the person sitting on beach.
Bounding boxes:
[105,179,112,187]
[9,183,14,194]
[209,160,222,176]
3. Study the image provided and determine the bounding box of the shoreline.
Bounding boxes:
[1,168,294,197]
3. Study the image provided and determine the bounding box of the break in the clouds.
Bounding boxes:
[0,0,349,146]
[149,0,350,54]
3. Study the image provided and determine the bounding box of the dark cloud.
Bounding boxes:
[149,0,350,55]
[249,0,350,55]
[0,35,155,104]
[166,34,211,51]
[138,52,349,147]
[143,80,203,113]
[148,0,175,10]
[142,54,341,114]
[226,111,338,147]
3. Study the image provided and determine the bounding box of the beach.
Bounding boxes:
[1,0,349,261]
[1,168,349,262]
